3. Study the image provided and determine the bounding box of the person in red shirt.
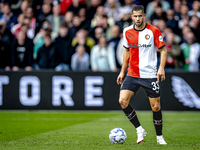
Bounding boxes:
[117,5,167,145]
[60,0,85,15]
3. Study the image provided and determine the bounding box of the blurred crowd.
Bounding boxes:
[0,0,199,72]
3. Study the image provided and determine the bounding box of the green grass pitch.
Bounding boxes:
[0,111,200,150]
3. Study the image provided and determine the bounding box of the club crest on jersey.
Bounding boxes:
[145,34,150,40]
[159,36,163,42]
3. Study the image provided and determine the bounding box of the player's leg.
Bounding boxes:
[119,90,147,144]
[141,78,166,144]
[149,97,167,144]
[119,90,141,128]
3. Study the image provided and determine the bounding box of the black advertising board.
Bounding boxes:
[0,71,199,110]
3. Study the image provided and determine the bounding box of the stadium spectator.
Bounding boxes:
[163,27,181,43]
[178,18,189,31]
[188,0,200,18]
[78,7,91,30]
[180,4,190,20]
[11,13,24,36]
[0,2,17,30]
[37,2,52,27]
[108,25,121,69]
[64,11,73,28]
[11,30,33,71]
[33,21,57,60]
[29,0,44,18]
[35,33,60,70]
[150,3,167,26]
[71,45,90,71]
[90,5,114,28]
[116,6,132,33]
[104,0,122,22]
[90,36,117,72]
[46,0,65,34]
[100,14,113,41]
[0,34,11,71]
[190,15,200,43]
[0,19,13,45]
[178,4,190,29]
[25,6,37,30]
[145,0,170,19]
[123,0,136,8]
[55,23,73,71]
[165,32,182,69]
[166,9,179,34]
[90,26,104,44]
[12,16,34,39]
[181,25,192,43]
[60,0,85,15]
[156,19,167,37]
[72,29,95,55]
[173,0,182,19]
[181,32,200,72]
[68,15,82,39]
[87,0,101,19]
[16,0,29,16]
[67,0,85,15]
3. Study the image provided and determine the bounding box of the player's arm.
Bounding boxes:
[157,46,167,82]
[117,48,130,85]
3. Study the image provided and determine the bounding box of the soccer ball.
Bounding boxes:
[109,128,127,144]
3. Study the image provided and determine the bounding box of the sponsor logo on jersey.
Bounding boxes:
[159,36,163,42]
[128,35,133,39]
[128,43,152,48]
[145,34,150,40]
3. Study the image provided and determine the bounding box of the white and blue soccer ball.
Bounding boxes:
[109,128,127,144]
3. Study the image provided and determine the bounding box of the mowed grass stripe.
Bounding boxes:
[0,111,119,143]
[0,111,200,150]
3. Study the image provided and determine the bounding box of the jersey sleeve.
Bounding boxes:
[154,28,165,49]
[122,28,129,49]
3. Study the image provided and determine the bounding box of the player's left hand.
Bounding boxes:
[157,67,165,82]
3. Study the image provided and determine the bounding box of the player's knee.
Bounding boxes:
[152,105,160,112]
[119,98,129,109]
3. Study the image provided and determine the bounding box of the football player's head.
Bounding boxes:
[131,5,145,28]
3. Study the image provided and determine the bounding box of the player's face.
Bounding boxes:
[132,10,145,27]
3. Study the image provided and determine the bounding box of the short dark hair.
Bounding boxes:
[44,33,51,39]
[60,22,68,28]
[132,5,144,13]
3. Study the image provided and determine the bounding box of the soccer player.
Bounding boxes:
[117,5,167,144]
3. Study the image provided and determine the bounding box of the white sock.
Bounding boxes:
[136,126,143,132]
[157,135,163,139]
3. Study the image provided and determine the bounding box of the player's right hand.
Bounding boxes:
[117,73,124,85]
